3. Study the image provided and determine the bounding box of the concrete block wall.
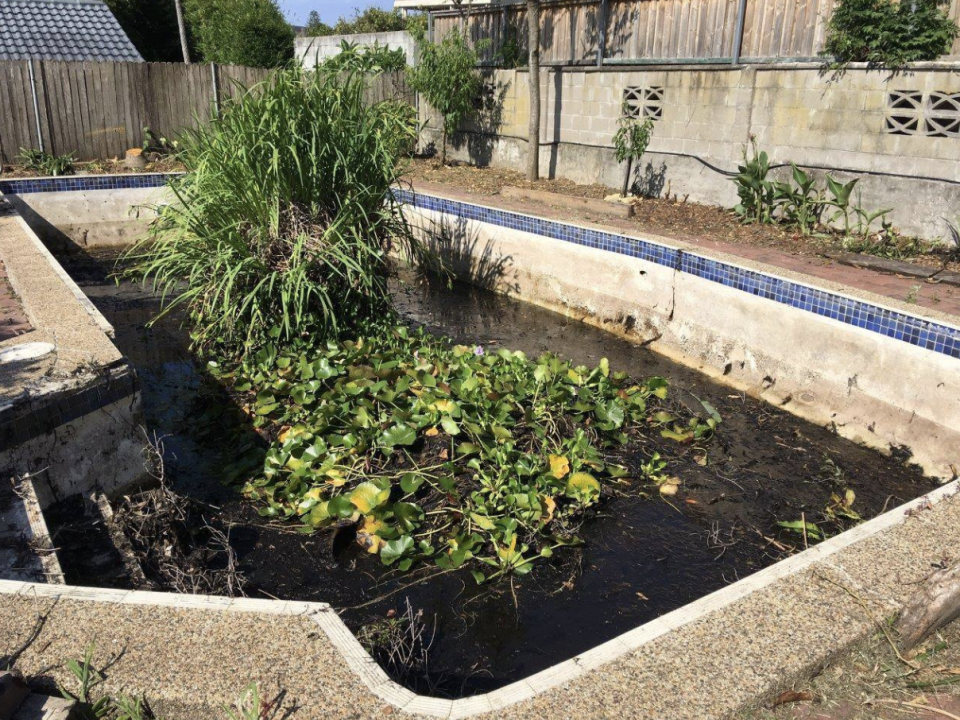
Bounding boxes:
[296,31,417,67]
[421,63,960,241]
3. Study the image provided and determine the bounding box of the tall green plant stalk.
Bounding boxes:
[124,67,424,356]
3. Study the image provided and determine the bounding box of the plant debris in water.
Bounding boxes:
[211,325,718,582]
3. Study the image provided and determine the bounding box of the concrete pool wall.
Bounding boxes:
[398,188,960,481]
[0,189,145,506]
[1,173,959,719]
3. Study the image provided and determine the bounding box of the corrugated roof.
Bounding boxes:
[0,0,144,62]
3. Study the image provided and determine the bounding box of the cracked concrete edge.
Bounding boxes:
[405,187,960,333]
[6,213,115,338]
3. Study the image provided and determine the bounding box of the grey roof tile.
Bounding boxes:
[0,0,143,62]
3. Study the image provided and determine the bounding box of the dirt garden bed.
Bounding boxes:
[401,159,960,275]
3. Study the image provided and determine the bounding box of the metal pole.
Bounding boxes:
[27,59,45,153]
[596,0,608,67]
[211,62,220,117]
[731,0,748,64]
[428,10,435,43]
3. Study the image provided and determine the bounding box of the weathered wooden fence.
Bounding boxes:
[0,61,271,163]
[0,62,415,164]
[434,0,960,66]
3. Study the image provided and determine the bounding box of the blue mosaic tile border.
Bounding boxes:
[0,172,178,195]
[395,188,960,360]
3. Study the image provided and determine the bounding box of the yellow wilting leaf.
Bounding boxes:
[659,477,681,496]
[566,472,600,499]
[549,455,570,480]
[304,487,324,502]
[542,496,557,522]
[844,489,856,508]
[357,515,384,553]
[325,469,347,487]
[278,426,293,443]
[432,399,456,413]
[349,482,390,514]
[425,427,440,437]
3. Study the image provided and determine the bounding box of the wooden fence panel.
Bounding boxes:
[739,0,834,58]
[605,0,737,60]
[0,61,411,163]
[0,61,38,164]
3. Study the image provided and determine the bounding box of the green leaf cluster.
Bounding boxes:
[216,325,715,582]
[408,28,485,164]
[185,0,295,68]
[823,0,958,67]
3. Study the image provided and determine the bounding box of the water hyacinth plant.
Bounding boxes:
[213,325,718,582]
[124,66,424,354]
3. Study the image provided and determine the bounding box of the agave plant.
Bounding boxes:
[124,66,424,355]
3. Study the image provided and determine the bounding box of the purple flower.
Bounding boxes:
[473,345,484,356]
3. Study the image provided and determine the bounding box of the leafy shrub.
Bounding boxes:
[319,40,407,72]
[823,0,958,66]
[185,0,294,68]
[221,326,718,581]
[408,27,485,164]
[124,67,422,354]
[613,110,654,196]
[17,148,75,176]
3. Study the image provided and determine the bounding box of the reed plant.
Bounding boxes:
[124,66,423,355]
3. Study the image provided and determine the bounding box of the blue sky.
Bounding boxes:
[280,0,396,25]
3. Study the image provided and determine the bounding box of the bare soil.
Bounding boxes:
[0,157,185,178]
[401,159,960,273]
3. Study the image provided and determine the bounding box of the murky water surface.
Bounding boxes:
[53,248,936,697]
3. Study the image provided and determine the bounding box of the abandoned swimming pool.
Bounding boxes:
[1,173,958,716]
[36,244,939,697]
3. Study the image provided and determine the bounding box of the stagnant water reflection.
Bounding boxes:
[52,248,937,697]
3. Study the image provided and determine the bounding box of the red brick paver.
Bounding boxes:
[0,259,32,342]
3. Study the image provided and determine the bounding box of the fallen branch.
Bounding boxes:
[897,560,960,652]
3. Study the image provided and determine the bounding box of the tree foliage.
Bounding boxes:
[823,0,958,66]
[105,0,189,62]
[408,28,484,164]
[304,10,333,37]
[185,0,295,67]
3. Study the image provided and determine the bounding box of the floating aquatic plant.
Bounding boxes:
[212,325,719,581]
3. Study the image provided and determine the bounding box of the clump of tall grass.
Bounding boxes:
[124,66,423,355]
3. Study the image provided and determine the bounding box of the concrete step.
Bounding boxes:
[11,694,76,720]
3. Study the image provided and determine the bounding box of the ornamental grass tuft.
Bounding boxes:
[124,66,424,354]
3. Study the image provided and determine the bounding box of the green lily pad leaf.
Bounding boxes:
[456,442,480,457]
[327,495,356,519]
[307,501,332,527]
[393,502,424,533]
[470,512,496,530]
[400,473,424,494]
[380,423,417,447]
[440,416,460,436]
[381,536,415,566]
[349,482,391,514]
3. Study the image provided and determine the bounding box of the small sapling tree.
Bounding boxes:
[613,108,654,197]
[409,27,484,165]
